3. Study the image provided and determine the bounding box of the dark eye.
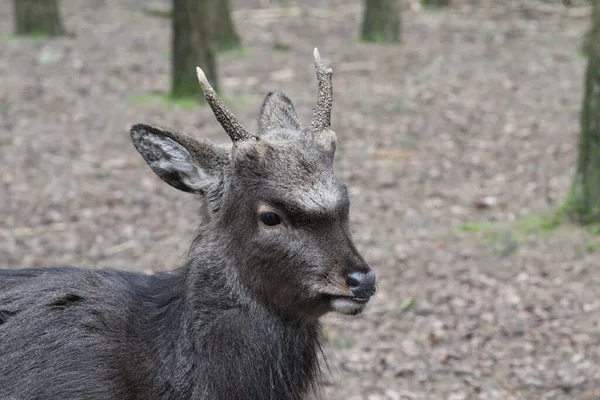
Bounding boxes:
[260,211,281,226]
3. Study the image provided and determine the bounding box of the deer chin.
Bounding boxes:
[329,296,368,316]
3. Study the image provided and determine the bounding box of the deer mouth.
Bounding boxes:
[327,295,370,315]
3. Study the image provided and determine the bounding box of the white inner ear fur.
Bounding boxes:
[144,134,216,191]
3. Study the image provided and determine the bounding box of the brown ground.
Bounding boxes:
[1,0,599,399]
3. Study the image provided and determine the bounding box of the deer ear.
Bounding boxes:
[130,124,229,194]
[258,91,301,132]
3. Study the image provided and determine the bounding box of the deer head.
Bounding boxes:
[130,49,376,318]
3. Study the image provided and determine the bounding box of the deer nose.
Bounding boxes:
[346,270,376,300]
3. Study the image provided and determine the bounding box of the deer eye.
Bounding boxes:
[260,211,281,226]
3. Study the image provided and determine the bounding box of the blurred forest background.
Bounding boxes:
[1,0,600,398]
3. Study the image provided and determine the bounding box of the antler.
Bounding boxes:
[196,67,255,142]
[310,48,333,133]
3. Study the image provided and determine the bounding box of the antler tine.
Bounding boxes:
[196,67,255,142]
[310,48,333,132]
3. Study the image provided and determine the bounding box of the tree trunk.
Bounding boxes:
[565,0,600,224]
[214,0,240,51]
[171,0,218,99]
[421,0,450,7]
[13,0,66,37]
[360,0,400,43]
[581,1,599,57]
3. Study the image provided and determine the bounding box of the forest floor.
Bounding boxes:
[1,0,599,399]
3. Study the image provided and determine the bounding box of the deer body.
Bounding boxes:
[0,50,375,400]
[0,266,319,399]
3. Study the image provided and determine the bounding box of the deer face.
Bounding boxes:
[130,50,375,318]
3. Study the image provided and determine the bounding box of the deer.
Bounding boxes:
[0,49,376,400]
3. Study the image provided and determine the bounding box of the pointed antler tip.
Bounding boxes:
[313,48,323,66]
[313,48,331,74]
[195,66,254,142]
[196,67,209,86]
